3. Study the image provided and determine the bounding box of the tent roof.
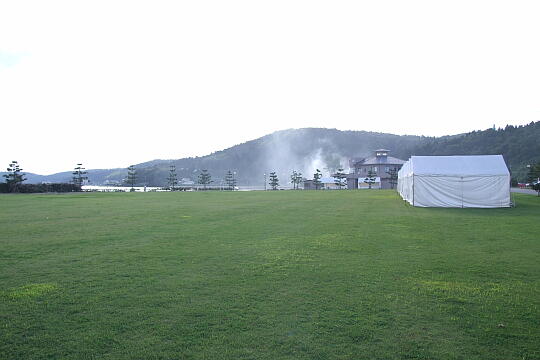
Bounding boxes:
[403,155,509,176]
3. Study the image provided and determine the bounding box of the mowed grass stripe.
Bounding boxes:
[0,191,539,360]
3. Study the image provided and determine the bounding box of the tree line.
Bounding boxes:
[1,160,400,193]
[122,165,238,191]
[1,161,82,193]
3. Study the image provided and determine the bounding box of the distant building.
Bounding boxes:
[357,177,382,189]
[347,149,406,189]
[320,177,340,190]
[303,177,342,190]
[180,178,195,185]
[303,179,316,190]
[103,179,122,186]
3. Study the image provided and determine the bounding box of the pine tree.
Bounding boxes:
[291,170,303,190]
[364,168,376,189]
[167,165,178,191]
[3,161,26,193]
[333,168,346,190]
[313,169,322,190]
[198,169,212,190]
[295,171,303,190]
[387,168,398,189]
[225,170,237,190]
[126,165,137,192]
[289,170,303,190]
[269,172,279,190]
[72,163,88,190]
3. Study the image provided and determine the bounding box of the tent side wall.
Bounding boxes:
[397,155,511,208]
[397,160,414,205]
[461,175,510,208]
[397,174,413,205]
[411,175,510,208]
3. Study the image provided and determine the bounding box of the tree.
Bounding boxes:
[532,181,540,196]
[225,170,237,190]
[333,167,346,190]
[364,168,376,189]
[3,161,26,193]
[126,165,137,192]
[527,163,540,183]
[295,171,303,190]
[198,169,212,190]
[528,163,540,196]
[269,172,279,190]
[167,165,178,191]
[72,163,88,190]
[387,168,398,189]
[290,170,302,190]
[290,170,298,190]
[313,169,322,190]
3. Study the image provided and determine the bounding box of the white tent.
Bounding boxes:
[397,155,511,208]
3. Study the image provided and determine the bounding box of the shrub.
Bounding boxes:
[0,183,82,193]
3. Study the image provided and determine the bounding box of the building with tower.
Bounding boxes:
[347,149,406,189]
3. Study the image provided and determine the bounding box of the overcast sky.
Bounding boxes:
[1,1,539,174]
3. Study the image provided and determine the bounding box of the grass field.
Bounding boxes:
[1,190,539,360]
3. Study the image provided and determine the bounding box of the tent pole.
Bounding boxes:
[412,175,415,207]
[461,176,464,208]
[509,175,513,207]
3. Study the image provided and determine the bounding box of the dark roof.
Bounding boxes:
[360,156,406,165]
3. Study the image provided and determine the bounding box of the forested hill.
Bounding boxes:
[133,128,424,186]
[5,122,539,185]
[133,122,540,185]
[411,121,540,180]
[113,121,540,184]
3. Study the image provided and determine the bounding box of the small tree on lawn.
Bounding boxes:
[126,165,137,192]
[313,169,322,190]
[3,161,26,193]
[296,171,303,189]
[290,170,297,190]
[364,168,376,189]
[198,169,212,190]
[333,167,346,190]
[290,170,303,190]
[387,168,398,189]
[269,172,279,190]
[225,170,237,190]
[167,165,178,191]
[72,163,88,190]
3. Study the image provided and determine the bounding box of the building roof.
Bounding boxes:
[351,149,406,166]
[320,177,337,184]
[361,156,406,165]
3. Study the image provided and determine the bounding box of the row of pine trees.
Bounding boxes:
[4,160,540,193]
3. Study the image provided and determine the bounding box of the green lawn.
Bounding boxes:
[1,191,539,360]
